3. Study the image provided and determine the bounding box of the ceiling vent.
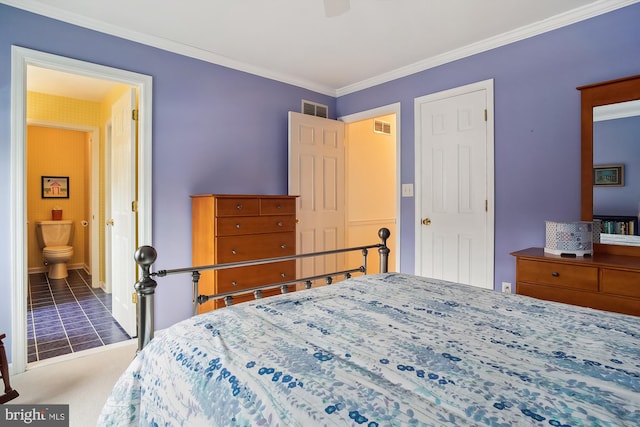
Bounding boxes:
[374,120,391,135]
[302,100,328,118]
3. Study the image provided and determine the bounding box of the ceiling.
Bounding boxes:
[7,0,637,99]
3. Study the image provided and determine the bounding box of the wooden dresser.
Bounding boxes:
[191,194,297,312]
[511,248,640,316]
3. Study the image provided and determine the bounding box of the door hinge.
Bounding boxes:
[132,109,138,121]
[132,292,138,304]
[485,199,488,212]
[132,200,138,213]
[484,109,487,122]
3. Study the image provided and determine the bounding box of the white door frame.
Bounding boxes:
[104,120,113,293]
[414,79,494,288]
[10,46,153,374]
[339,102,401,271]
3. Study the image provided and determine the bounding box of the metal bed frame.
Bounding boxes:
[133,228,391,352]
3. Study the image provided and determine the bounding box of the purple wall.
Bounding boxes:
[0,5,334,359]
[593,116,640,216]
[1,3,639,361]
[337,3,640,288]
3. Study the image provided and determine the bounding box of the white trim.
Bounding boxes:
[104,120,113,293]
[10,46,153,374]
[337,0,639,96]
[340,103,402,272]
[10,46,28,376]
[414,79,495,287]
[0,0,334,96]
[2,0,635,96]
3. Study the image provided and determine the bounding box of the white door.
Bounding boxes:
[288,112,346,282]
[415,81,494,289]
[108,88,137,336]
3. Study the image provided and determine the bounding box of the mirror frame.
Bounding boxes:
[578,74,640,257]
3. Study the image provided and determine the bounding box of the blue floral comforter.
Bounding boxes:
[98,273,640,426]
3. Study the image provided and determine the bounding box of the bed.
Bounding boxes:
[98,231,640,426]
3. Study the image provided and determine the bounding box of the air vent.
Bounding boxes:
[374,120,391,135]
[302,100,328,118]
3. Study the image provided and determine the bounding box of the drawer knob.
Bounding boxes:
[277,221,283,227]
[232,249,237,255]
[236,204,243,210]
[236,223,241,229]
[276,204,282,209]
[281,272,286,278]
[281,244,287,249]
[231,281,238,287]
[551,272,559,277]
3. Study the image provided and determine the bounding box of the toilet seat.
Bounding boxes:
[43,245,74,257]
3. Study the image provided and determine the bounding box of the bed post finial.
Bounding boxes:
[134,245,158,353]
[378,228,390,273]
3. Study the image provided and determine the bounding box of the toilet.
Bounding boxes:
[35,220,74,279]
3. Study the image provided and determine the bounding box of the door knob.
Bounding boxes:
[422,218,431,226]
[106,219,115,226]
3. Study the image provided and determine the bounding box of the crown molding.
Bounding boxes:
[3,0,638,98]
[1,0,337,96]
[336,0,640,96]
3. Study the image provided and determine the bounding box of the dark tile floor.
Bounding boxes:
[27,269,131,362]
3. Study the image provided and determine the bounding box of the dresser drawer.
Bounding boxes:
[260,198,296,215]
[601,268,640,298]
[216,233,296,262]
[216,288,283,308]
[517,259,598,291]
[216,215,296,236]
[214,262,295,308]
[216,261,295,293]
[216,198,260,217]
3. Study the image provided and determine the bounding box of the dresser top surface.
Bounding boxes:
[511,247,640,269]
[191,194,297,199]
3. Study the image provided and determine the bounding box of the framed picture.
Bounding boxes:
[593,164,624,187]
[42,176,69,198]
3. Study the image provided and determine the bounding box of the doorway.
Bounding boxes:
[288,103,400,280]
[344,114,397,272]
[10,46,153,374]
[341,103,401,272]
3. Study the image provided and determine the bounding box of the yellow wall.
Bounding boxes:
[27,126,89,270]
[345,114,397,272]
[26,87,133,282]
[27,91,101,125]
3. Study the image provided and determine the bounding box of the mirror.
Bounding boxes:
[578,74,640,256]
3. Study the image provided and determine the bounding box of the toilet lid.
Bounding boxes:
[44,245,73,254]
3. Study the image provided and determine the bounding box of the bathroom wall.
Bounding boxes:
[26,87,132,282]
[26,91,101,272]
[345,114,397,273]
[27,125,88,270]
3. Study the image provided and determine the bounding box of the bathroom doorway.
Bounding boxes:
[25,123,131,362]
[11,46,153,374]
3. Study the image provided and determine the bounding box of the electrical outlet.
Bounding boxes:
[501,282,512,293]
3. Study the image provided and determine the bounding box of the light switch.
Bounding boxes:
[402,183,414,197]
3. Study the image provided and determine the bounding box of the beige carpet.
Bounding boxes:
[10,339,137,427]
